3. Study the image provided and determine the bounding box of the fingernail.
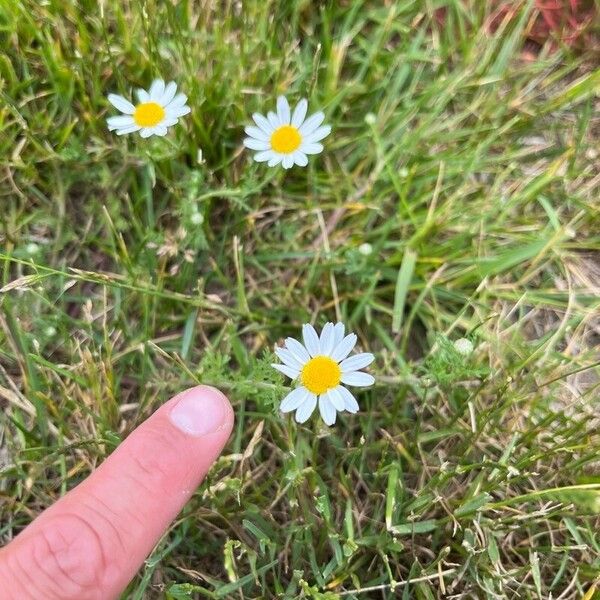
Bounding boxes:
[169,386,229,436]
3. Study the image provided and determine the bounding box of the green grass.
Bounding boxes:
[1,0,600,597]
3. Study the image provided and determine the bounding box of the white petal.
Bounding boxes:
[268,155,283,167]
[160,81,177,105]
[333,323,345,346]
[331,333,357,362]
[136,89,150,103]
[319,322,335,356]
[299,112,325,135]
[167,93,188,109]
[272,363,300,380]
[319,395,337,426]
[243,138,270,151]
[291,98,308,127]
[340,371,375,387]
[282,154,294,169]
[244,125,269,141]
[108,94,135,114]
[295,394,317,423]
[304,125,331,143]
[267,111,280,129]
[107,115,135,129]
[293,151,308,167]
[252,113,274,134]
[253,150,274,163]
[275,346,303,370]
[115,125,141,135]
[301,142,324,155]
[149,79,165,101]
[284,337,311,363]
[280,387,310,412]
[338,386,359,413]
[277,96,290,125]
[302,324,321,357]
[325,387,345,411]
[152,125,168,137]
[340,353,375,373]
[140,128,154,138]
[162,117,179,127]
[166,105,190,118]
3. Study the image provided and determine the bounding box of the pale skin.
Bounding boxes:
[0,385,235,599]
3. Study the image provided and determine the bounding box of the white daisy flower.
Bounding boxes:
[273,322,375,426]
[106,79,191,138]
[243,96,331,169]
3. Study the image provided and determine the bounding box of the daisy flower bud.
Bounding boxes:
[454,338,474,356]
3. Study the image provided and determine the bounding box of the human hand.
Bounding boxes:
[0,385,234,599]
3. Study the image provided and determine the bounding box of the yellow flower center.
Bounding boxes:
[133,102,165,127]
[301,355,341,395]
[270,125,302,154]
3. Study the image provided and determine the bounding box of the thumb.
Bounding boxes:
[0,385,234,600]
